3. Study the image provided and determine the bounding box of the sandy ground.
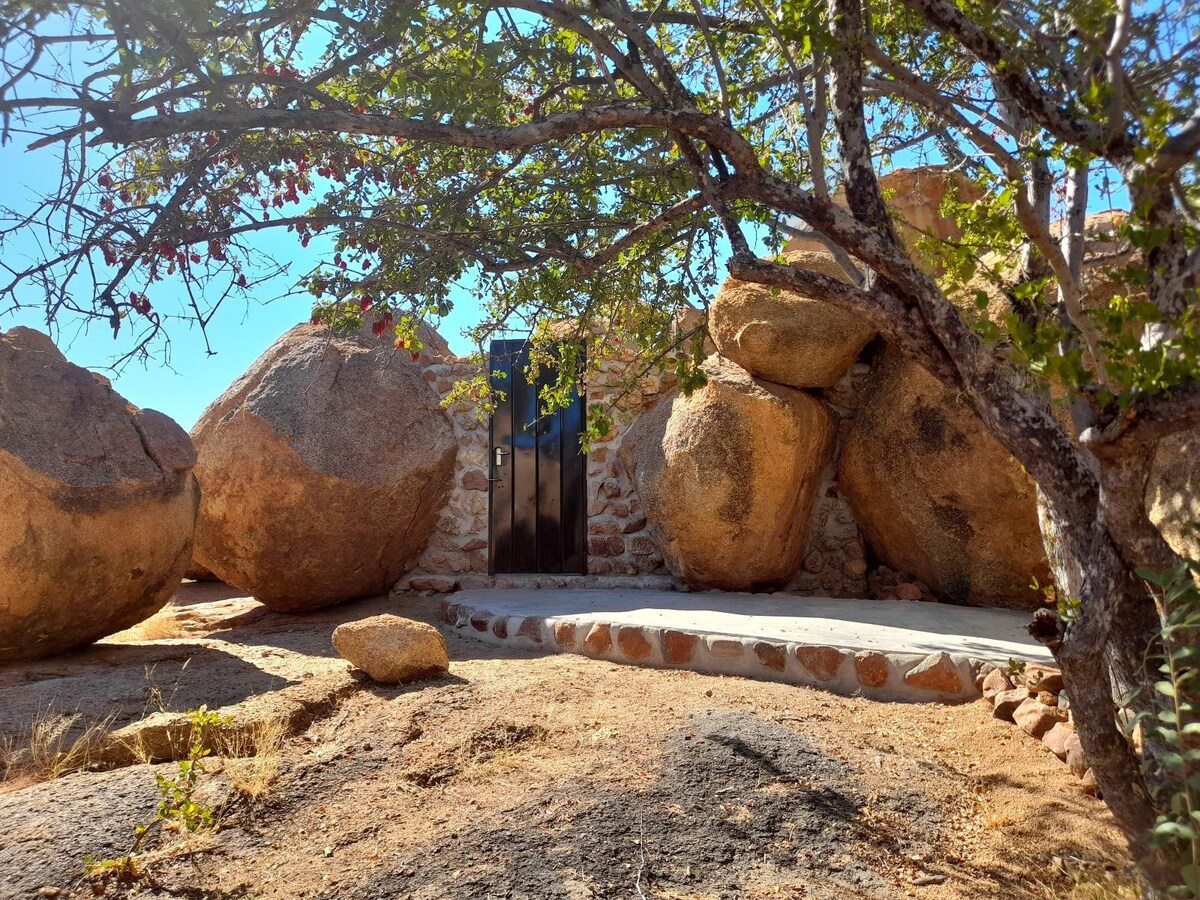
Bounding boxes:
[0,586,1133,899]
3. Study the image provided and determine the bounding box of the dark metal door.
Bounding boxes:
[488,340,587,574]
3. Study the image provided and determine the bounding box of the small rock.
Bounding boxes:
[1057,692,1071,714]
[981,669,1014,702]
[1023,664,1064,694]
[332,614,449,684]
[1066,740,1088,778]
[796,645,845,682]
[1037,690,1058,707]
[1013,697,1065,739]
[708,638,745,659]
[553,620,577,650]
[1041,722,1076,760]
[663,630,699,665]
[992,687,1030,721]
[1080,768,1100,797]
[896,582,923,601]
[904,652,963,694]
[754,641,788,672]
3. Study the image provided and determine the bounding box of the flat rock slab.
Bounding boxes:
[0,583,365,767]
[438,589,1053,702]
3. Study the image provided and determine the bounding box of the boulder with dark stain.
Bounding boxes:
[839,350,1050,608]
[620,357,832,590]
[191,321,455,611]
[0,328,198,662]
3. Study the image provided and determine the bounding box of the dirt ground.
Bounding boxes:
[0,587,1134,900]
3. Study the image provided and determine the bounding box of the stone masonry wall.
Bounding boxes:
[583,355,672,576]
[399,355,491,590]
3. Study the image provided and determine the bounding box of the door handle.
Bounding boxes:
[488,446,510,482]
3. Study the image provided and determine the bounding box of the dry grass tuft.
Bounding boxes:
[109,601,187,643]
[1026,853,1142,900]
[222,717,288,800]
[1,708,116,784]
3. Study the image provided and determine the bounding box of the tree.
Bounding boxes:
[1,0,1198,890]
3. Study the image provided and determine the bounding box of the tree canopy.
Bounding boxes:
[2,0,1200,892]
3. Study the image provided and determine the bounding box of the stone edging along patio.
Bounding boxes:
[432,588,1055,704]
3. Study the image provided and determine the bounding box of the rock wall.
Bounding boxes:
[582,355,671,576]
[409,357,492,582]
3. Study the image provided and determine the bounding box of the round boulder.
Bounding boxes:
[191,322,456,611]
[709,250,875,389]
[839,351,1050,608]
[620,357,833,590]
[0,327,198,662]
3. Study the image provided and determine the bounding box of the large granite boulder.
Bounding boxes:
[1147,428,1200,564]
[191,322,456,611]
[785,167,984,273]
[620,358,833,590]
[840,351,1050,608]
[877,167,984,270]
[0,328,198,662]
[709,250,875,389]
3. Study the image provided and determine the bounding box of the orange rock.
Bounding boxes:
[1042,722,1076,760]
[992,687,1030,721]
[553,620,577,650]
[663,630,699,664]
[583,623,611,656]
[754,641,787,672]
[903,652,963,694]
[855,651,891,688]
[981,668,1014,701]
[617,626,653,661]
[516,617,543,644]
[796,645,845,682]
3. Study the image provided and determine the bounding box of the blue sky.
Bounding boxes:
[0,140,488,430]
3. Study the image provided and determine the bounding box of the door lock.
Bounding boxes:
[494,446,510,467]
[488,446,510,481]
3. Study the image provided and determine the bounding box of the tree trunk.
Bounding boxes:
[1039,494,1176,895]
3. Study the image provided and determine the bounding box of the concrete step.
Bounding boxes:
[434,589,1054,703]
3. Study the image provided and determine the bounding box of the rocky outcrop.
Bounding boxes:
[0,327,198,662]
[1147,428,1200,564]
[191,322,457,611]
[620,358,832,590]
[839,351,1050,608]
[332,614,448,683]
[709,250,875,389]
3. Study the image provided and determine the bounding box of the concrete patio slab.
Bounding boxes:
[436,589,1054,702]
